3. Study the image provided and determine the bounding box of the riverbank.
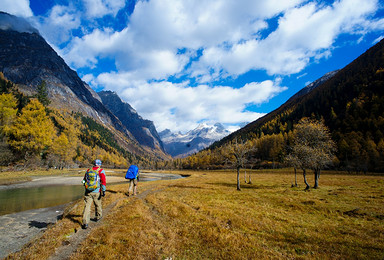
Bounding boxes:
[0,171,182,190]
[0,175,124,190]
[0,204,67,258]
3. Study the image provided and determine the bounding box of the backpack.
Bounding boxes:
[125,165,139,179]
[85,167,101,191]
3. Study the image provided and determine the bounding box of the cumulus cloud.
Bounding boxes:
[82,0,125,18]
[92,72,286,132]
[32,5,81,45]
[192,0,383,77]
[59,0,384,81]
[62,0,307,77]
[1,0,33,17]
[18,0,384,131]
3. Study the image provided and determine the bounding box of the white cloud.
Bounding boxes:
[1,0,33,17]
[192,0,384,78]
[58,0,384,81]
[62,28,120,68]
[18,0,384,132]
[92,72,286,132]
[82,0,125,18]
[32,5,81,45]
[61,0,308,76]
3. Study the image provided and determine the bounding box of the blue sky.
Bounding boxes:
[2,0,384,133]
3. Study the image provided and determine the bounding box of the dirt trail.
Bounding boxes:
[47,186,162,260]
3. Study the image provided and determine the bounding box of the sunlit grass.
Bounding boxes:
[5,169,384,259]
[0,168,85,185]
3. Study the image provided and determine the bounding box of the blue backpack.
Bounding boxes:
[125,165,139,179]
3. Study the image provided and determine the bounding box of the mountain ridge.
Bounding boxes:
[0,12,168,163]
[98,90,166,154]
[160,123,230,158]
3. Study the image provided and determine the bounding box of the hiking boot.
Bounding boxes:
[82,224,88,229]
[92,216,102,222]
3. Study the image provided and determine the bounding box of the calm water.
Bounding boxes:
[0,185,84,216]
[0,173,184,216]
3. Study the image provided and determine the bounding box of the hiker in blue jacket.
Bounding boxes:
[125,165,139,196]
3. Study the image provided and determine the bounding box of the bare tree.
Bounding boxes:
[288,118,336,190]
[223,139,252,191]
[285,153,299,187]
[244,167,247,183]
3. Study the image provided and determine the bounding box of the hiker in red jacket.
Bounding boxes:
[82,159,106,229]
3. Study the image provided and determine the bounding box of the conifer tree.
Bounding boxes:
[0,93,18,138]
[0,93,18,164]
[8,99,55,160]
[36,81,50,107]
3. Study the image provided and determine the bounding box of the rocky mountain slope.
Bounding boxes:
[160,123,230,157]
[98,90,165,153]
[0,13,115,127]
[0,12,167,160]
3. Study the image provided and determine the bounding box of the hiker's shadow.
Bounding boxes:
[64,214,82,225]
[29,220,51,229]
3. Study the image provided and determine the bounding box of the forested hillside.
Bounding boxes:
[0,74,161,169]
[0,13,171,169]
[174,39,384,172]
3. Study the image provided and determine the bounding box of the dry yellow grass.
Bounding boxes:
[0,168,87,185]
[6,169,384,259]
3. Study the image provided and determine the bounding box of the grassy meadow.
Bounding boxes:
[5,169,384,259]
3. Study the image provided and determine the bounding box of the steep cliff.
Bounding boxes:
[98,90,166,153]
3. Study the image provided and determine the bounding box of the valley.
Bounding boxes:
[4,169,383,259]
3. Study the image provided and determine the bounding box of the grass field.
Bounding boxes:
[5,169,384,259]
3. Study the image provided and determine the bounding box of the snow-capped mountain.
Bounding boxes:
[159,123,231,158]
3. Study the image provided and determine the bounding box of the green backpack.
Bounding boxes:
[85,167,101,191]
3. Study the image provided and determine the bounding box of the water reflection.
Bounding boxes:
[0,185,84,216]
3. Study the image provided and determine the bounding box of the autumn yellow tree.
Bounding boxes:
[0,93,18,164]
[8,99,56,161]
[48,110,82,168]
[49,133,76,168]
[0,93,18,137]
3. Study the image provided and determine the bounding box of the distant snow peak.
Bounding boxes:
[159,123,230,158]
